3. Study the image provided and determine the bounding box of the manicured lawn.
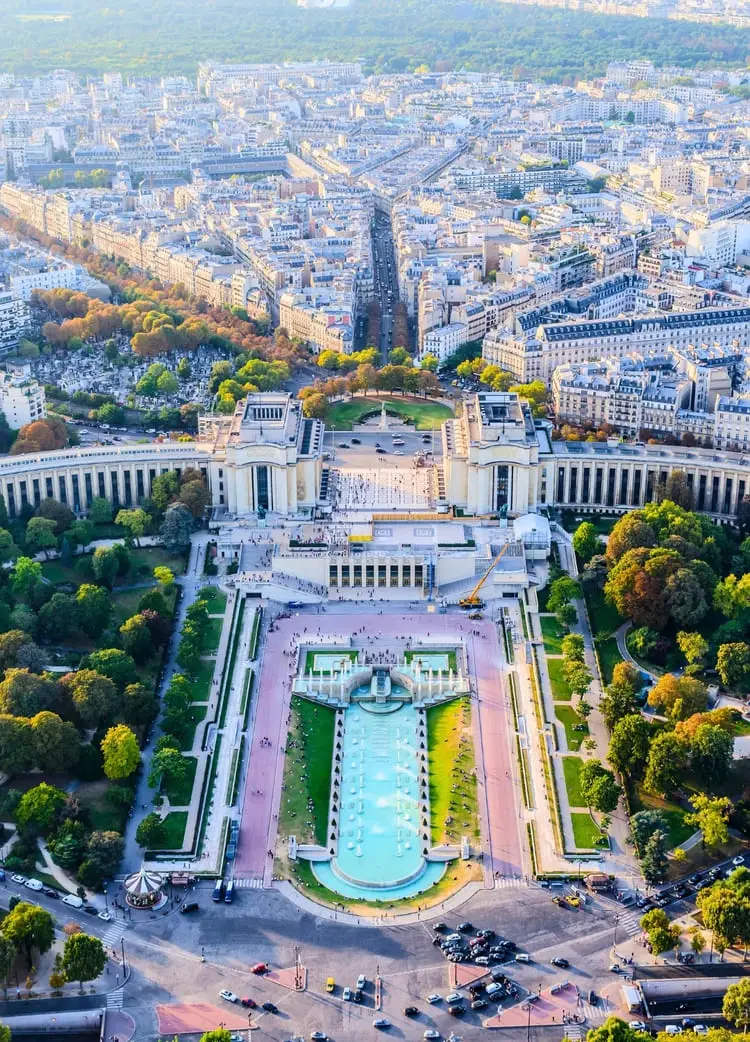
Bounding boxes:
[583,584,622,639]
[110,584,177,631]
[77,779,130,834]
[596,635,624,685]
[729,713,750,736]
[278,696,335,846]
[163,755,197,806]
[182,704,208,750]
[191,658,217,701]
[632,785,694,850]
[327,396,453,431]
[555,706,589,751]
[198,587,227,615]
[128,546,186,578]
[547,657,573,701]
[204,616,224,652]
[540,616,567,655]
[161,811,188,850]
[571,812,606,849]
[562,756,585,807]
[427,697,479,845]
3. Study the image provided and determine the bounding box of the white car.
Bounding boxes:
[373,1018,390,1029]
[10,874,26,884]
[427,994,442,1004]
[23,878,43,891]
[630,1023,648,1032]
[394,450,404,456]
[693,1028,708,1036]
[98,911,112,921]
[220,990,239,1004]
[446,992,463,1004]
[423,1032,441,1041]
[665,1027,683,1036]
[733,855,745,866]
[357,974,366,989]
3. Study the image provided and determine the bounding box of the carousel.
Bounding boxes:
[124,865,167,910]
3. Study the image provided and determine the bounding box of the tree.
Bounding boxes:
[301,392,328,419]
[665,569,708,628]
[420,353,439,372]
[118,614,154,664]
[85,830,124,877]
[122,682,158,727]
[601,683,638,731]
[690,725,734,787]
[0,631,32,671]
[114,508,148,546]
[37,592,76,642]
[30,712,79,773]
[641,907,680,953]
[606,514,656,563]
[0,935,16,995]
[61,669,119,729]
[61,933,105,992]
[150,472,180,514]
[561,633,585,661]
[160,503,193,552]
[573,521,599,563]
[724,978,750,1031]
[0,669,56,717]
[698,885,750,953]
[200,1030,232,1042]
[677,631,709,667]
[154,566,174,589]
[1,902,54,966]
[148,747,189,789]
[135,813,165,849]
[179,480,210,518]
[15,782,66,834]
[87,498,112,524]
[83,649,137,691]
[644,732,686,795]
[587,1018,652,1042]
[11,558,42,600]
[156,370,178,395]
[101,725,140,780]
[546,575,580,613]
[563,660,593,699]
[631,809,667,854]
[36,498,74,536]
[0,716,34,775]
[91,546,119,587]
[579,759,621,813]
[75,584,113,638]
[647,673,708,722]
[686,794,732,850]
[716,643,750,688]
[608,714,651,778]
[0,529,17,564]
[68,519,94,551]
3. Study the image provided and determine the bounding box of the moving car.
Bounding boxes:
[404,1007,419,1017]
[251,963,267,974]
[261,1001,277,1013]
[220,990,239,1004]
[551,957,570,968]
[423,1032,440,1041]
[97,911,112,921]
[326,977,335,993]
[181,901,199,914]
[310,1034,328,1041]
[372,1018,390,1029]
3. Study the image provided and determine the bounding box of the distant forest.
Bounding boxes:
[3,0,750,82]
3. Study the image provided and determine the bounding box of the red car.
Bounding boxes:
[251,963,267,975]
[240,997,256,1008]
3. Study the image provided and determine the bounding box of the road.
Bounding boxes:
[371,211,399,363]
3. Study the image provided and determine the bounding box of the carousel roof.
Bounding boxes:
[124,865,164,898]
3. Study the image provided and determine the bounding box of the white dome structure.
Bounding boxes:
[124,865,165,908]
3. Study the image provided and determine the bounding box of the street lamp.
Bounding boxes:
[613,913,621,952]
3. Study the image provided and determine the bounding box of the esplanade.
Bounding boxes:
[2,390,750,524]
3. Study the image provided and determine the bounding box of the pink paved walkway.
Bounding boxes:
[156,1003,250,1033]
[234,614,523,883]
[485,983,588,1029]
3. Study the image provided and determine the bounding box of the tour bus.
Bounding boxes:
[212,878,224,902]
[224,880,235,904]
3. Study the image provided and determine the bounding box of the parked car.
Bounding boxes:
[240,997,256,1008]
[423,1032,440,1041]
[427,994,442,1004]
[343,987,352,1002]
[404,1006,419,1017]
[220,990,239,1004]
[357,974,367,989]
[251,963,267,974]
[261,1002,277,1014]
[43,887,58,899]
[551,958,570,968]
[181,901,200,914]
[372,1018,390,1029]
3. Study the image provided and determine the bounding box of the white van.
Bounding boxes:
[23,878,43,892]
[61,894,83,909]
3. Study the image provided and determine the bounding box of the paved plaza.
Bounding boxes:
[233,611,524,890]
[330,467,437,510]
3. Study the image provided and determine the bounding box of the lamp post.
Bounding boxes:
[614,913,621,953]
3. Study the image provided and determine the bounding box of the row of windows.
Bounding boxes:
[4,464,209,518]
[556,464,743,515]
[329,563,425,588]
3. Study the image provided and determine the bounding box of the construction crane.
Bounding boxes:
[459,542,511,610]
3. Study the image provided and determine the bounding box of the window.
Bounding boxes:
[58,475,67,504]
[46,476,53,499]
[402,565,411,587]
[256,465,270,511]
[557,467,566,503]
[353,564,362,588]
[390,565,399,587]
[123,471,132,506]
[6,484,15,518]
[582,467,590,503]
[341,565,350,587]
[111,473,119,507]
[72,474,80,512]
[619,470,628,506]
[606,469,616,507]
[32,479,40,507]
[415,564,424,587]
[378,565,386,587]
[97,472,106,498]
[365,564,374,588]
[329,565,338,587]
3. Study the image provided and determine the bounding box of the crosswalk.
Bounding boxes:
[234,877,264,889]
[494,876,527,889]
[564,1025,584,1040]
[617,912,642,938]
[101,922,125,948]
[106,989,124,1011]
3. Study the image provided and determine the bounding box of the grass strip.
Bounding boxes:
[240,669,254,728]
[520,599,529,640]
[225,736,245,807]
[197,734,222,857]
[248,607,262,660]
[219,596,245,729]
[516,734,532,810]
[527,821,538,877]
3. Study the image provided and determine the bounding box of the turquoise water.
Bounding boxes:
[311,698,446,901]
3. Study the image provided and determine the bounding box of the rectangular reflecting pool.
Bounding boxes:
[312,697,446,901]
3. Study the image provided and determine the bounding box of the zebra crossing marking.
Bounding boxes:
[234,877,264,889]
[106,989,123,1010]
[494,875,527,889]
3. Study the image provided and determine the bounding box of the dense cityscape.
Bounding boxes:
[0,17,750,1042]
